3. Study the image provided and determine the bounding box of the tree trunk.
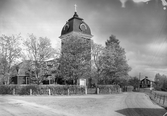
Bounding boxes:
[75,78,77,85]
[55,77,58,84]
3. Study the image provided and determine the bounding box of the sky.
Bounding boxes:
[0,0,167,80]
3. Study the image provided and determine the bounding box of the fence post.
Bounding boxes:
[30,89,32,95]
[13,88,15,95]
[155,93,157,100]
[48,89,51,95]
[109,88,111,94]
[97,88,99,94]
[68,89,70,96]
[159,94,161,103]
[163,95,165,105]
[85,86,87,95]
[119,88,122,93]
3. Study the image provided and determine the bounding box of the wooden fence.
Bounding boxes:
[149,91,167,107]
[138,88,167,108]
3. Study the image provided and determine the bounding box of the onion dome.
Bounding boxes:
[61,12,92,36]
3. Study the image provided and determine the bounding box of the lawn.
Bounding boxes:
[153,91,167,95]
[10,94,121,116]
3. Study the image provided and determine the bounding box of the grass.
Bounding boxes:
[10,94,120,116]
[153,91,167,96]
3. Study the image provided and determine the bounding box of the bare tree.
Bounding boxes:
[0,34,22,84]
[23,34,57,84]
[91,42,106,80]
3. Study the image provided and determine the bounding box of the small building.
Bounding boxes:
[10,60,31,84]
[140,76,153,88]
[10,59,60,85]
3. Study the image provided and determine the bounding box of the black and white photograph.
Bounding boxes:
[0,0,167,115]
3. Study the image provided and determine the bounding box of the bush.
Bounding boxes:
[97,85,120,94]
[0,85,14,94]
[0,84,120,95]
[0,85,86,95]
[122,86,134,92]
[68,85,85,95]
[49,85,68,95]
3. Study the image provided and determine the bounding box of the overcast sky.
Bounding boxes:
[0,0,167,80]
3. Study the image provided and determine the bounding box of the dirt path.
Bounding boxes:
[0,92,166,116]
[114,92,167,116]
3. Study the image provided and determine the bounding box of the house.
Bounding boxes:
[10,60,31,84]
[140,76,154,88]
[10,59,60,85]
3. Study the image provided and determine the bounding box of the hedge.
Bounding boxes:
[0,85,85,95]
[122,86,134,92]
[0,84,120,95]
[96,85,120,94]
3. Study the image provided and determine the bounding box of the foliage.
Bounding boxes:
[128,77,140,90]
[0,34,22,84]
[97,85,120,94]
[91,35,131,85]
[115,77,129,88]
[60,35,91,84]
[91,41,106,84]
[154,73,167,91]
[104,35,131,81]
[122,86,134,92]
[0,85,86,95]
[0,84,121,95]
[23,34,57,84]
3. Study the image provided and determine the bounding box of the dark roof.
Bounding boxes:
[61,12,91,36]
[141,77,153,82]
[17,60,31,77]
[17,59,60,77]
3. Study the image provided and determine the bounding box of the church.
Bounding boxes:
[59,7,93,85]
[10,6,93,85]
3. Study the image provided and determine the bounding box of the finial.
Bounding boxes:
[74,4,77,12]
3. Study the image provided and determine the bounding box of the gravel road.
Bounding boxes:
[0,92,166,116]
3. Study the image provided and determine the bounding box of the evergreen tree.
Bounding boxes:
[103,35,131,84]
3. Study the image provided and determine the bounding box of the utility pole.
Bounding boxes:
[138,72,141,90]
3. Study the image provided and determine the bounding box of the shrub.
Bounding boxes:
[97,85,120,94]
[0,84,120,95]
[68,85,85,95]
[49,85,68,95]
[0,85,13,94]
[0,85,86,95]
[122,86,134,92]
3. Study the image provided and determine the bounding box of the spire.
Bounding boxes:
[74,4,77,12]
[73,4,79,18]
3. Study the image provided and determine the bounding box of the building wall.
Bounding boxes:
[140,79,151,88]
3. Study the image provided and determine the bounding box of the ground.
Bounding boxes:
[0,92,166,116]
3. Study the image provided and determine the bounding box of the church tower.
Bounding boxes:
[59,5,93,40]
[59,6,93,85]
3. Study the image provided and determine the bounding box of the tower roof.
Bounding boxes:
[61,12,92,36]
